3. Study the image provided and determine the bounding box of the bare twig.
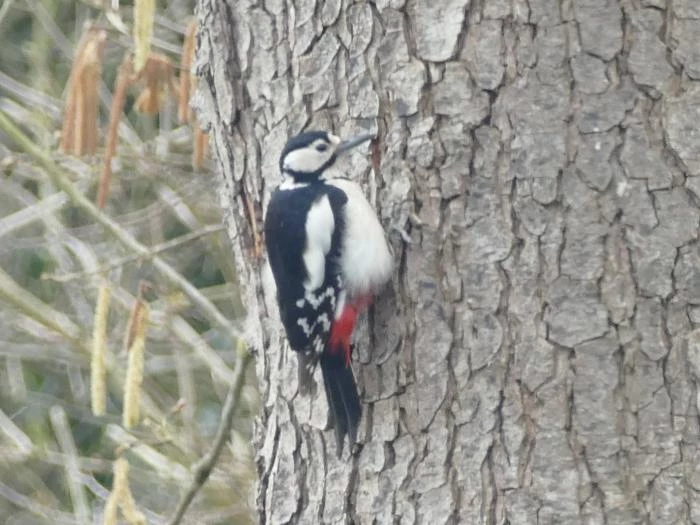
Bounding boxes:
[166,346,253,525]
[0,187,69,239]
[0,481,78,524]
[0,70,61,118]
[45,223,225,282]
[0,0,16,28]
[105,425,191,483]
[0,266,82,342]
[49,406,91,524]
[169,316,236,384]
[0,408,32,458]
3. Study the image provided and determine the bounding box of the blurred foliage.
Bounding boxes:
[0,1,256,524]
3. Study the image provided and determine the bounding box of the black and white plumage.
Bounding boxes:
[264,130,392,454]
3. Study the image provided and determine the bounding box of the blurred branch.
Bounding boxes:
[21,1,91,85]
[0,109,242,342]
[169,316,236,384]
[0,481,78,524]
[49,406,91,524]
[45,224,225,282]
[155,13,187,35]
[105,425,191,482]
[0,0,16,28]
[0,266,82,342]
[167,346,253,525]
[0,186,69,238]
[0,409,32,458]
[0,342,81,363]
[23,0,74,59]
[0,71,61,118]
[155,184,240,285]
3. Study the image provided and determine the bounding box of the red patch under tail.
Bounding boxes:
[328,295,373,366]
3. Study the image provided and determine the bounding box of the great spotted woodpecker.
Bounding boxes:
[264,130,392,453]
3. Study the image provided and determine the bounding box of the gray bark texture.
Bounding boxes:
[195,0,700,523]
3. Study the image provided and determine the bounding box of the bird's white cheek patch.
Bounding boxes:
[302,195,335,291]
[283,146,332,174]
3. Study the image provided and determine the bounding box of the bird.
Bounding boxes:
[263,130,393,454]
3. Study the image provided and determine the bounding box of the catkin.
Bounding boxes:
[133,0,155,73]
[103,458,146,525]
[103,458,127,525]
[91,284,110,415]
[119,474,146,525]
[122,304,148,429]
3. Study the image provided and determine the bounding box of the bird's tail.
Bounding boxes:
[320,351,361,456]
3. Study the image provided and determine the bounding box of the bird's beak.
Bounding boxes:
[335,133,374,155]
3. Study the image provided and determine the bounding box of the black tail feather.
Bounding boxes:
[320,353,361,456]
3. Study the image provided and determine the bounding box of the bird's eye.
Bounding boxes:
[316,143,329,152]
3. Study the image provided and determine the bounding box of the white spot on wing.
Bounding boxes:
[302,196,334,291]
[297,318,312,336]
[318,313,331,331]
[312,336,324,356]
[304,286,335,309]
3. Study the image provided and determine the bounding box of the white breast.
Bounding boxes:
[303,195,334,291]
[327,179,393,297]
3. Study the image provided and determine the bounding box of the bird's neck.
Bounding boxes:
[280,167,342,188]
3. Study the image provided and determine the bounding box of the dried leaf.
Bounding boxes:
[98,55,133,209]
[134,53,175,115]
[60,27,107,156]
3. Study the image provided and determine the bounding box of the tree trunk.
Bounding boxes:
[196,0,700,522]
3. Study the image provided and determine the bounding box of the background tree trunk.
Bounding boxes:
[196,0,700,522]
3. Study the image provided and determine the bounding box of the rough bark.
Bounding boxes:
[195,0,700,523]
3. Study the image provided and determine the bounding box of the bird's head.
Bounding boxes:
[279,130,373,182]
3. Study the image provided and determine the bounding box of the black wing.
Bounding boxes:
[264,183,347,355]
[264,182,362,453]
